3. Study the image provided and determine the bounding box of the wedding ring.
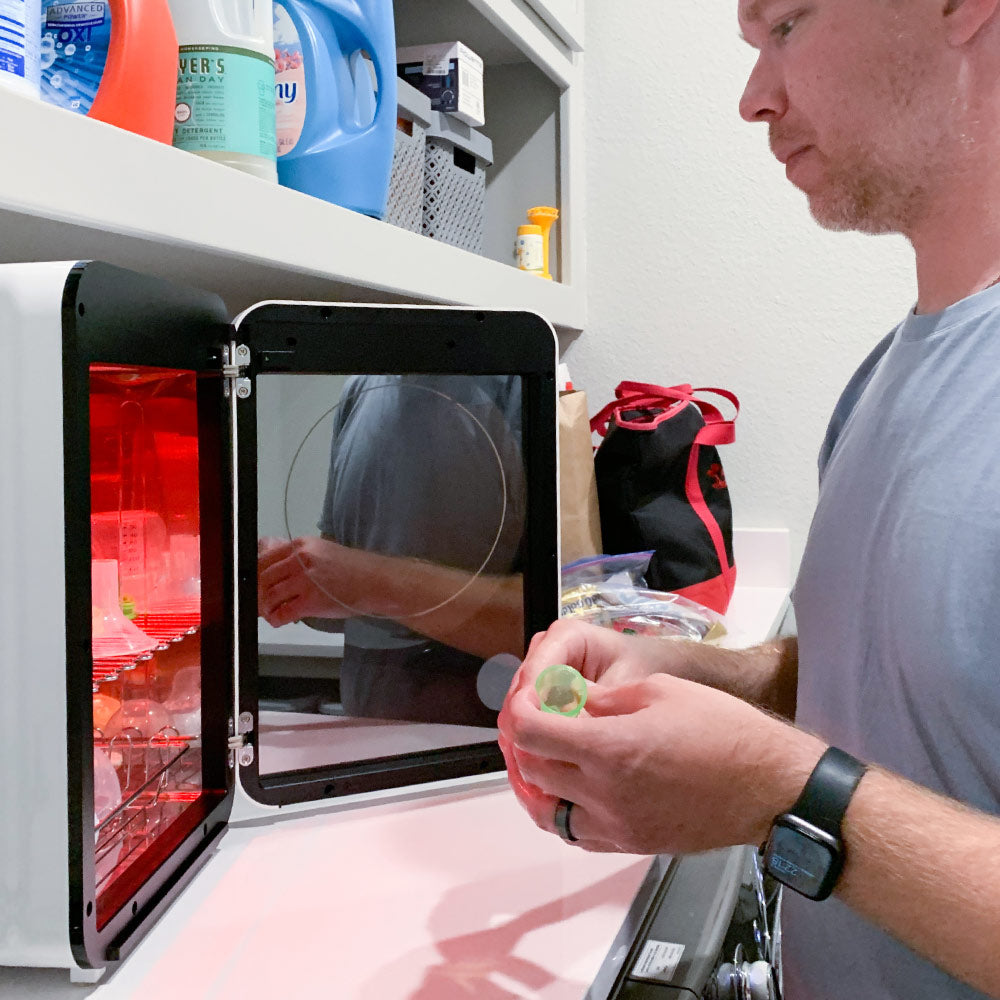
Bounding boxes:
[554,798,578,842]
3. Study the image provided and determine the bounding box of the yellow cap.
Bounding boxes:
[525,207,559,280]
[517,224,543,236]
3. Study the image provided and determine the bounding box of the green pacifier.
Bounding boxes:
[535,664,588,717]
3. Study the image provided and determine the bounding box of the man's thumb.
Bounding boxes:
[583,682,649,719]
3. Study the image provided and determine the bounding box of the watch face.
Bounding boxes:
[764,820,839,900]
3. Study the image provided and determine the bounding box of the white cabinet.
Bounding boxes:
[0,1,585,334]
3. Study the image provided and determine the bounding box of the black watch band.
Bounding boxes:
[761,746,868,900]
[792,746,868,838]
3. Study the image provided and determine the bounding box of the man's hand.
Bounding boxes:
[498,621,824,855]
[497,620,675,835]
[498,618,703,838]
[513,618,689,688]
[258,535,361,627]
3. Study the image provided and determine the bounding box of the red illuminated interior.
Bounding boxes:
[88,364,216,927]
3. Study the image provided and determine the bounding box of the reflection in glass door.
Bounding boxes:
[254,372,529,775]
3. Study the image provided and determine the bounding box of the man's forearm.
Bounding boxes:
[834,768,1000,997]
[748,724,1000,997]
[674,635,799,719]
[350,548,525,659]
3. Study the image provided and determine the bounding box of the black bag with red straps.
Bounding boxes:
[590,381,739,614]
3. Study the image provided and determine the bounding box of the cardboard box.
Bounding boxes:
[396,41,485,128]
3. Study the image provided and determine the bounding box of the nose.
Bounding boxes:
[739,54,787,123]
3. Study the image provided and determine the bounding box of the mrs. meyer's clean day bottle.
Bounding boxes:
[167,0,278,181]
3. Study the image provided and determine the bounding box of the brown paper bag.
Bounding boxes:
[559,389,603,564]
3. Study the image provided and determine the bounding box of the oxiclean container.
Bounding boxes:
[39,0,177,142]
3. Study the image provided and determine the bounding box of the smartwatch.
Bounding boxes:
[760,746,868,901]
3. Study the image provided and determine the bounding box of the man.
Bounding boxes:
[499,1,1000,997]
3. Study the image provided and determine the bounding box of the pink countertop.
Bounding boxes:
[1,783,651,1000]
[0,529,789,999]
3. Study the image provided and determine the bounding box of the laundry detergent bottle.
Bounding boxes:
[1,0,41,98]
[167,0,278,182]
[273,0,396,218]
[40,0,177,142]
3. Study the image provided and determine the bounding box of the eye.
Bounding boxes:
[771,14,800,42]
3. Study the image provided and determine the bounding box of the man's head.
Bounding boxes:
[737,0,1000,237]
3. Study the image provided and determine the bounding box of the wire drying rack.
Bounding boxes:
[93,730,202,892]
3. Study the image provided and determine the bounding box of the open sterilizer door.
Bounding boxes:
[229,296,559,808]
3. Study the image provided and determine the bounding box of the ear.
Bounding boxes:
[943,0,1000,45]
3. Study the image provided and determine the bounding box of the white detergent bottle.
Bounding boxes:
[0,0,41,98]
[167,0,277,181]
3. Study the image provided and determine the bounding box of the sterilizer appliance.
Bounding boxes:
[0,259,559,980]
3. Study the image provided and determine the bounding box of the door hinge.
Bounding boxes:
[223,342,252,400]
[227,712,255,767]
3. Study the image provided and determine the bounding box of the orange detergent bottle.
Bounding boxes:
[40,0,177,143]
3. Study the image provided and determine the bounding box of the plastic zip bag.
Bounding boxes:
[561,551,654,589]
[561,552,725,642]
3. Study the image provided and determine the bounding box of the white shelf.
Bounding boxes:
[0,89,585,333]
[0,783,652,999]
[721,528,792,647]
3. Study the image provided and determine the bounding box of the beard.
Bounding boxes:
[803,141,929,237]
[771,121,929,235]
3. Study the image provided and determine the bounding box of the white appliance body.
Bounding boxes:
[0,262,76,968]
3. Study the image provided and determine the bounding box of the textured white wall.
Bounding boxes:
[569,3,916,574]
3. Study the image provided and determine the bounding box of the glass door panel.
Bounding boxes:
[255,371,528,776]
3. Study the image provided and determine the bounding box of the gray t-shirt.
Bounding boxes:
[783,283,1000,999]
[319,373,525,576]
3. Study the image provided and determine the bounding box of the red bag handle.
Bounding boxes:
[691,387,739,446]
[590,382,739,441]
[591,383,690,438]
[615,380,694,400]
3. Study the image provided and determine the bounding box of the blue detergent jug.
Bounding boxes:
[273,0,396,218]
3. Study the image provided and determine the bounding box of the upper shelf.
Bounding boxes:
[0,87,584,333]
